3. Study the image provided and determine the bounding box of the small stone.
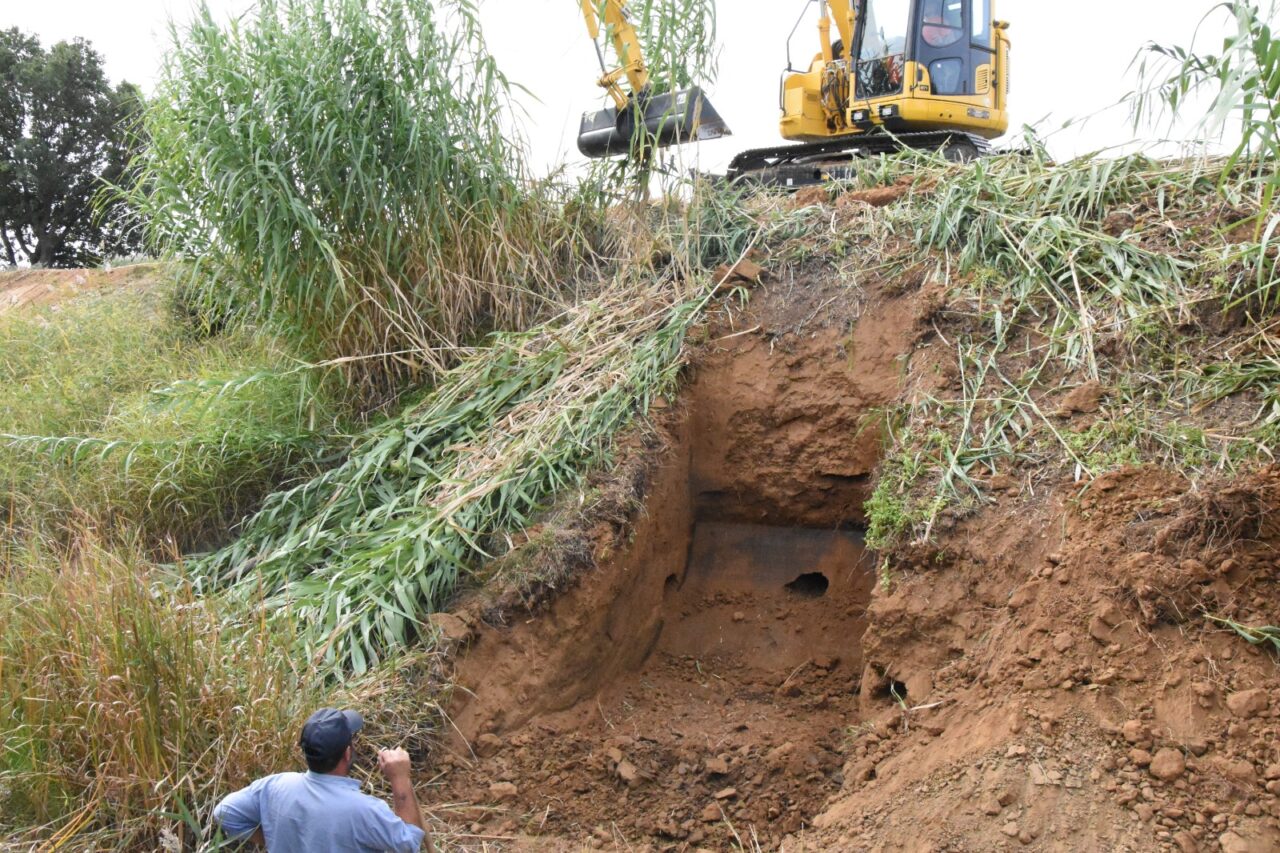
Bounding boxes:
[1265,764,1280,781]
[1218,830,1264,853]
[1150,748,1187,781]
[997,790,1017,806]
[1130,749,1153,767]
[1135,803,1155,822]
[1122,720,1147,744]
[713,787,738,800]
[980,795,1003,816]
[705,756,731,776]
[1226,689,1269,719]
[616,759,639,785]
[700,804,722,822]
[732,611,746,623]
[474,733,503,758]
[488,781,518,802]
[1001,821,1020,838]
[1172,830,1199,853]
[1052,632,1074,653]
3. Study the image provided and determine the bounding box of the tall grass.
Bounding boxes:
[126,0,593,398]
[0,532,441,849]
[0,284,335,549]
[631,0,720,94]
[1131,0,1280,216]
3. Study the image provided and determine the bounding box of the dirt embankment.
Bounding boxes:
[424,264,1280,852]
[0,264,161,315]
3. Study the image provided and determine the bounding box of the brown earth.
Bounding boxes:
[0,263,161,314]
[424,266,1280,852]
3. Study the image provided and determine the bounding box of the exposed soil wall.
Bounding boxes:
[433,273,916,848]
[430,266,1280,853]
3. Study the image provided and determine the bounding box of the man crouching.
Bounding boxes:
[213,708,433,852]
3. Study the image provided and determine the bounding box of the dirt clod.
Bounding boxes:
[1225,689,1269,718]
[1150,748,1186,781]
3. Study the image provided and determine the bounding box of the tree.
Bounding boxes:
[0,29,143,268]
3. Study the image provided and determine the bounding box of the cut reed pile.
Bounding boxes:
[773,145,1280,551]
[193,264,727,673]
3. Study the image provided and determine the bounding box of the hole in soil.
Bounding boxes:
[872,676,909,705]
[785,571,830,597]
[444,315,888,849]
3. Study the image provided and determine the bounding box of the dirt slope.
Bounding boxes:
[423,258,1280,852]
[0,264,161,314]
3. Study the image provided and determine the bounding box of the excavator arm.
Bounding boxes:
[579,0,649,112]
[576,0,731,159]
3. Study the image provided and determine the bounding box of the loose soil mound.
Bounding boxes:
[0,264,161,314]
[428,267,1280,852]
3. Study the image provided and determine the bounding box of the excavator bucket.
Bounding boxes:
[577,86,731,159]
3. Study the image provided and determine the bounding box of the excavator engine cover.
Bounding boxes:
[577,86,731,158]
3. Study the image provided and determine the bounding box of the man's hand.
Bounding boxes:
[378,747,413,784]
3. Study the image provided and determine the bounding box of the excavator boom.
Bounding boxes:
[576,0,731,159]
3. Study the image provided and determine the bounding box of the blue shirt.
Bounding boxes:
[212,771,424,853]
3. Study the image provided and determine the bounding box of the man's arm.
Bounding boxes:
[378,748,435,853]
[212,777,269,844]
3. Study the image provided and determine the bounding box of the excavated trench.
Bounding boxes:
[437,296,909,849]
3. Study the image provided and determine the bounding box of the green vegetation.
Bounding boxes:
[632,0,720,94]
[0,530,439,848]
[127,0,593,397]
[1208,614,1280,654]
[0,282,335,549]
[5,0,1280,847]
[1131,0,1280,218]
[0,29,142,266]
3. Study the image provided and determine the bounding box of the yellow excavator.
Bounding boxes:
[577,0,1011,187]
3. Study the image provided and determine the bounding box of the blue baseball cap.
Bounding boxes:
[299,708,364,765]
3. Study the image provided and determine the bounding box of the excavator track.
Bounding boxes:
[726,130,989,188]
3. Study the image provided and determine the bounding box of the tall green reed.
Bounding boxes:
[126,0,591,399]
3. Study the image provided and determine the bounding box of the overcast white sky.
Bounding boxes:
[5,1,1246,174]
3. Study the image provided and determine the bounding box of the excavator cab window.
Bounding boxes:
[921,0,964,47]
[855,0,910,100]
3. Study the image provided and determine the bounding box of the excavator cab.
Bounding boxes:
[779,0,1009,146]
[576,0,731,159]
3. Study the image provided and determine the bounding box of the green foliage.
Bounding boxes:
[0,282,335,548]
[864,451,920,551]
[1207,614,1280,654]
[0,532,438,849]
[0,29,142,267]
[193,269,722,673]
[126,0,591,397]
[632,0,720,94]
[1130,1,1280,217]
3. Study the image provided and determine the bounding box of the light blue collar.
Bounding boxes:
[305,771,361,789]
